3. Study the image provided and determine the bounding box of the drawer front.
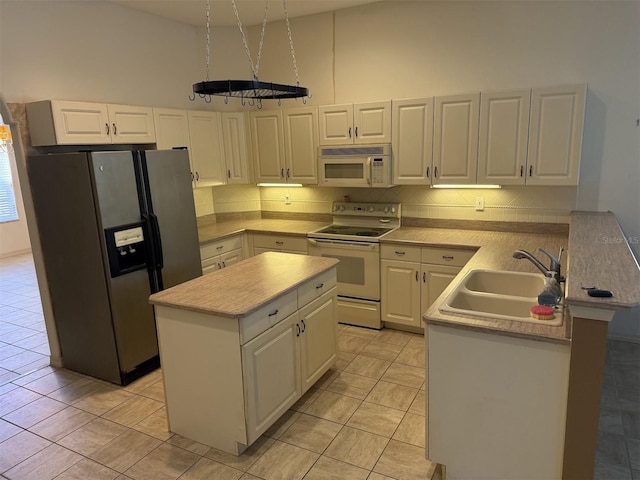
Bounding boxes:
[201,235,243,260]
[252,234,308,252]
[421,247,476,267]
[381,244,421,262]
[240,290,298,344]
[298,269,337,308]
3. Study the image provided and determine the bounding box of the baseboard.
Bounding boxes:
[49,354,63,368]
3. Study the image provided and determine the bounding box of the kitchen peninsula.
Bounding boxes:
[149,252,339,455]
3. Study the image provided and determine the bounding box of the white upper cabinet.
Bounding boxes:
[250,110,287,183]
[26,100,156,146]
[251,107,318,185]
[283,107,318,185]
[188,111,226,187]
[433,93,480,185]
[392,97,434,185]
[318,101,391,145]
[477,89,531,185]
[526,85,586,186]
[220,112,251,185]
[153,108,191,151]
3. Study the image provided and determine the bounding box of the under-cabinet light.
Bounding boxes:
[431,184,502,189]
[257,183,303,187]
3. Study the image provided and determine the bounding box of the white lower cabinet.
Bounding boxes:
[381,244,476,331]
[251,233,308,256]
[155,270,337,455]
[200,234,245,274]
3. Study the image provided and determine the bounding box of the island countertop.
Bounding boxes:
[149,252,339,318]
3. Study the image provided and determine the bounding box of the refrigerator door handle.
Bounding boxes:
[141,214,158,270]
[149,213,164,270]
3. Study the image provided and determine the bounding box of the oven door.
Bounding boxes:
[307,238,380,300]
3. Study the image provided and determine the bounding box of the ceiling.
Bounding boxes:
[111,0,383,27]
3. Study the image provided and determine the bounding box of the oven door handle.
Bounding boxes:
[308,238,377,249]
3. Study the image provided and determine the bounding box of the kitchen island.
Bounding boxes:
[149,252,339,455]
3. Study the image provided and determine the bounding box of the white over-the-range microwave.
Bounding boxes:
[318,144,393,188]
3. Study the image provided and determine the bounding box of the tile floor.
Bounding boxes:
[0,252,638,480]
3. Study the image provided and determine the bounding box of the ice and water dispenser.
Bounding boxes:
[105,223,147,278]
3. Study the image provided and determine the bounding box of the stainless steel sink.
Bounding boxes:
[439,269,563,325]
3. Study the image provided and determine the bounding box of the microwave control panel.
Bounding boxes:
[370,157,386,185]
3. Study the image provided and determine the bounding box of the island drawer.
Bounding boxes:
[201,235,243,259]
[381,244,421,262]
[421,247,476,267]
[240,290,298,344]
[298,269,337,308]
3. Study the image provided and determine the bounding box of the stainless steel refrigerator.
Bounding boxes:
[28,149,202,385]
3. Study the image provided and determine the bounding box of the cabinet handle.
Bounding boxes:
[442,255,454,261]
[281,168,285,179]
[426,167,430,178]
[196,171,200,181]
[348,127,352,138]
[529,165,533,177]
[105,123,110,135]
[268,309,279,317]
[395,251,406,256]
[191,172,194,181]
[275,241,284,246]
[112,123,117,135]
[221,261,226,268]
[296,323,301,337]
[217,262,222,269]
[216,245,224,250]
[316,283,324,289]
[301,319,306,333]
[227,169,231,179]
[355,126,358,138]
[415,270,419,282]
[286,168,290,178]
[520,165,524,177]
[423,272,426,283]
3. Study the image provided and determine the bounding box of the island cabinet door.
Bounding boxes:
[299,290,338,392]
[242,312,301,444]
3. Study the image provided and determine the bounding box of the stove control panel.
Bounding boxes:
[332,202,401,218]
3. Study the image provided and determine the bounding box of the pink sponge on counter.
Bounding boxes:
[530,305,555,320]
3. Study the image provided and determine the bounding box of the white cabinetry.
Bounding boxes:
[251,233,308,255]
[392,98,434,185]
[433,93,480,185]
[428,324,569,479]
[526,84,586,186]
[251,108,319,185]
[381,244,475,331]
[318,101,391,145]
[200,234,245,275]
[153,108,227,188]
[26,100,156,146]
[221,112,251,184]
[477,89,531,185]
[154,264,337,454]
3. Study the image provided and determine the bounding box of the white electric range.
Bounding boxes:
[307,202,401,329]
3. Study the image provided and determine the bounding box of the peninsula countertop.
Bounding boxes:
[381,227,571,344]
[198,218,329,244]
[149,252,339,318]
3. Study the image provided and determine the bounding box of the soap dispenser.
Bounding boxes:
[538,275,563,306]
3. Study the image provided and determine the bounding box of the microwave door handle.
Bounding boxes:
[367,157,372,186]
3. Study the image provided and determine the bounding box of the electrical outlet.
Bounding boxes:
[475,197,485,211]
[285,193,291,205]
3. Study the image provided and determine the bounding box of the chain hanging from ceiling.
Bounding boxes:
[189,0,309,108]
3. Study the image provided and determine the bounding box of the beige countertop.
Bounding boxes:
[198,219,329,244]
[565,211,640,310]
[382,227,572,344]
[149,252,339,318]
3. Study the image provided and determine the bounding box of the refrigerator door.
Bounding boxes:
[141,149,202,290]
[90,151,159,374]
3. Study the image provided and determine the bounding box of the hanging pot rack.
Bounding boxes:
[190,0,310,107]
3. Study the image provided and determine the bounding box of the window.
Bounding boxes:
[0,124,18,223]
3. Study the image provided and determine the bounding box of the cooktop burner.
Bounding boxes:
[315,225,394,237]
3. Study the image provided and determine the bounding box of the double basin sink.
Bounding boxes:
[440,269,563,325]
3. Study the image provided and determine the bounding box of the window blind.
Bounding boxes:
[0,143,19,223]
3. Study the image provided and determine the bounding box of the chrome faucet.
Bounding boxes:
[513,247,565,282]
